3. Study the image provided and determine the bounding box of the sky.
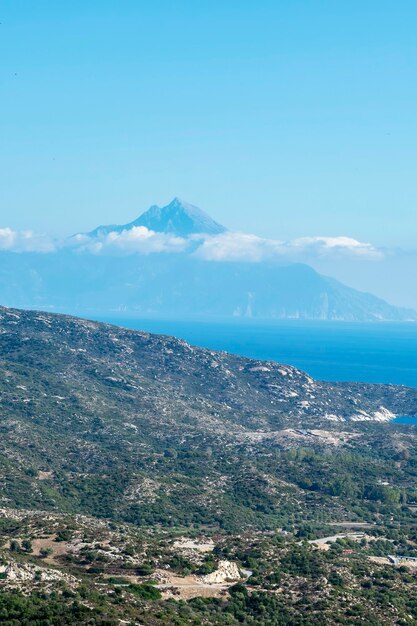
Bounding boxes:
[1,1,417,306]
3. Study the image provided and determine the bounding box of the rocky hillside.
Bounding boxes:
[1,305,416,429]
[1,305,417,529]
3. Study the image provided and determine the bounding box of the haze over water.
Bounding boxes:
[94,317,417,388]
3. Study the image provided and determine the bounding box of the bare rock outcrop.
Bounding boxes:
[202,560,243,584]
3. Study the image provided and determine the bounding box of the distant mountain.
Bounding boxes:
[1,198,416,322]
[0,252,415,322]
[88,197,227,238]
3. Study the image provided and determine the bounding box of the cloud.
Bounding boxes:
[192,232,284,262]
[0,224,383,263]
[0,228,56,253]
[288,236,383,259]
[71,226,189,255]
[193,232,382,263]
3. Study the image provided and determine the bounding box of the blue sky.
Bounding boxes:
[1,1,416,305]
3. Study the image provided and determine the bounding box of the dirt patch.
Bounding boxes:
[309,533,366,551]
[37,471,54,481]
[163,584,229,600]
[368,556,392,566]
[31,537,70,563]
[153,561,244,600]
[173,538,215,553]
[155,572,230,600]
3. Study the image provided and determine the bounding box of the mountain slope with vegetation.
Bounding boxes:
[3,307,417,624]
[1,305,417,531]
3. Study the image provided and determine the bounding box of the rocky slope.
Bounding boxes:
[1,305,417,528]
[1,305,416,430]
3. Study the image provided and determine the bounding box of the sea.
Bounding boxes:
[93,316,417,389]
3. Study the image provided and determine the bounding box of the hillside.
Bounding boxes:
[1,305,417,531]
[3,307,417,624]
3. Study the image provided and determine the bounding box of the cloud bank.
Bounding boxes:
[0,228,56,253]
[0,225,382,262]
[193,232,382,262]
[289,236,382,259]
[192,232,284,262]
[70,226,188,255]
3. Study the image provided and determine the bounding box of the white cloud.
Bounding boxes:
[0,224,382,263]
[0,228,56,253]
[192,232,382,262]
[193,232,285,262]
[72,226,189,255]
[288,236,382,259]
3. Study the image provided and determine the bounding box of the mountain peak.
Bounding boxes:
[87,198,227,238]
[170,196,186,206]
[132,198,227,237]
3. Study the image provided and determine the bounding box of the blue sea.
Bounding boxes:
[393,416,417,424]
[93,317,417,389]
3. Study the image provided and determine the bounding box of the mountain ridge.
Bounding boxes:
[0,252,415,322]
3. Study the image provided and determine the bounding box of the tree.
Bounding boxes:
[40,547,53,558]
[10,540,20,552]
[22,539,33,553]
